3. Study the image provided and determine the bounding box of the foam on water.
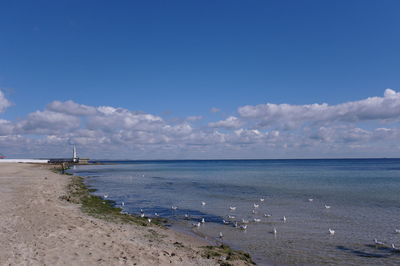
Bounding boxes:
[70,159,400,265]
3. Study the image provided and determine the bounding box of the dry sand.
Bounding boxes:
[0,163,248,265]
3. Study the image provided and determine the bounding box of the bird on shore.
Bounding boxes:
[140,213,145,218]
[201,218,205,224]
[374,239,385,247]
[229,206,236,211]
[121,201,125,207]
[260,198,265,202]
[184,214,189,220]
[254,203,259,208]
[192,222,201,228]
[222,220,230,225]
[324,205,331,209]
[140,208,144,213]
[201,201,206,206]
[103,194,109,199]
[252,209,256,214]
[242,219,249,224]
[391,244,400,252]
[308,198,314,202]
[328,228,335,235]
[147,218,152,223]
[234,222,238,228]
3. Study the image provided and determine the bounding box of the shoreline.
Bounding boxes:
[0,163,254,265]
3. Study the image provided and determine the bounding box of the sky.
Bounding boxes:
[1,0,400,159]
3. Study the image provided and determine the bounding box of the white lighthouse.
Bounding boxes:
[72,145,79,163]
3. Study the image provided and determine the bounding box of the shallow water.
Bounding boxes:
[70,159,400,265]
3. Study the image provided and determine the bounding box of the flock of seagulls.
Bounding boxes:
[105,192,399,252]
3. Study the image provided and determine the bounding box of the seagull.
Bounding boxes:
[140,209,144,213]
[201,201,206,206]
[103,194,109,199]
[140,213,145,218]
[219,232,224,239]
[395,229,400,234]
[253,218,261,223]
[192,222,201,228]
[229,206,236,211]
[242,219,249,224]
[171,206,178,210]
[234,222,238,228]
[273,227,277,235]
[252,209,256,214]
[239,225,247,230]
[374,239,385,246]
[184,214,189,219]
[254,203,259,208]
[328,228,335,235]
[201,218,205,224]
[392,244,400,252]
[121,201,125,207]
[147,218,152,223]
[260,198,265,202]
[308,198,313,202]
[228,215,236,219]
[264,213,272,217]
[282,216,287,223]
[154,213,159,217]
[325,205,331,209]
[222,220,230,225]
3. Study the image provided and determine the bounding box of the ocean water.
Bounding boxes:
[69,159,400,265]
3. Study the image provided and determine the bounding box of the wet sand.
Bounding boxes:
[0,163,248,265]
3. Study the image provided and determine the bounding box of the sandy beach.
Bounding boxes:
[0,163,250,266]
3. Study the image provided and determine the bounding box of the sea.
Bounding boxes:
[69,159,400,265]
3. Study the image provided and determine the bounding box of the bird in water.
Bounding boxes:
[219,232,224,239]
[253,218,261,223]
[273,227,277,235]
[282,216,287,223]
[324,205,331,209]
[103,194,109,199]
[184,214,189,220]
[374,239,385,247]
[240,225,247,230]
[121,201,125,207]
[308,198,314,202]
[192,222,201,228]
[201,201,206,206]
[260,198,265,202]
[154,213,159,217]
[229,206,236,211]
[328,228,335,235]
[395,229,400,234]
[171,206,178,210]
[264,213,272,217]
[254,203,259,208]
[201,218,205,224]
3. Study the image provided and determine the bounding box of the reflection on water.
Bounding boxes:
[70,159,400,265]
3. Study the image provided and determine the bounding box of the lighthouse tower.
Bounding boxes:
[72,145,79,163]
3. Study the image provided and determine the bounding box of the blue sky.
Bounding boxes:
[1,1,400,159]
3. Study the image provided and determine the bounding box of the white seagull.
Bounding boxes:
[219,232,224,239]
[308,198,314,202]
[228,215,236,219]
[171,206,178,210]
[184,214,189,219]
[264,213,272,217]
[103,194,109,199]
[328,228,335,235]
[282,216,287,223]
[201,218,205,224]
[324,205,331,209]
[222,220,230,225]
[140,213,145,218]
[192,222,201,228]
[121,201,125,207]
[395,229,400,234]
[154,213,159,217]
[253,218,261,223]
[273,227,277,235]
[229,206,236,211]
[242,219,249,224]
[374,239,385,246]
[254,203,259,208]
[201,201,206,206]
[147,218,152,223]
[240,225,247,230]
[260,198,265,202]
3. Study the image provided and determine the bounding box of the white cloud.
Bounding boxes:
[0,90,12,113]
[238,89,400,128]
[47,100,97,116]
[209,116,243,129]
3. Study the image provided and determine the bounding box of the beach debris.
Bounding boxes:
[254,203,259,208]
[201,201,206,206]
[260,198,265,202]
[253,218,261,223]
[229,206,236,211]
[328,228,335,235]
[171,206,178,210]
[308,198,314,202]
[324,204,331,209]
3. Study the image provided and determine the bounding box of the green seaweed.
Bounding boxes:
[202,245,255,265]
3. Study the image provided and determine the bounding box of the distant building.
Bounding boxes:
[73,145,79,163]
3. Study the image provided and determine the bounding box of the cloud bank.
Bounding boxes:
[0,89,400,159]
